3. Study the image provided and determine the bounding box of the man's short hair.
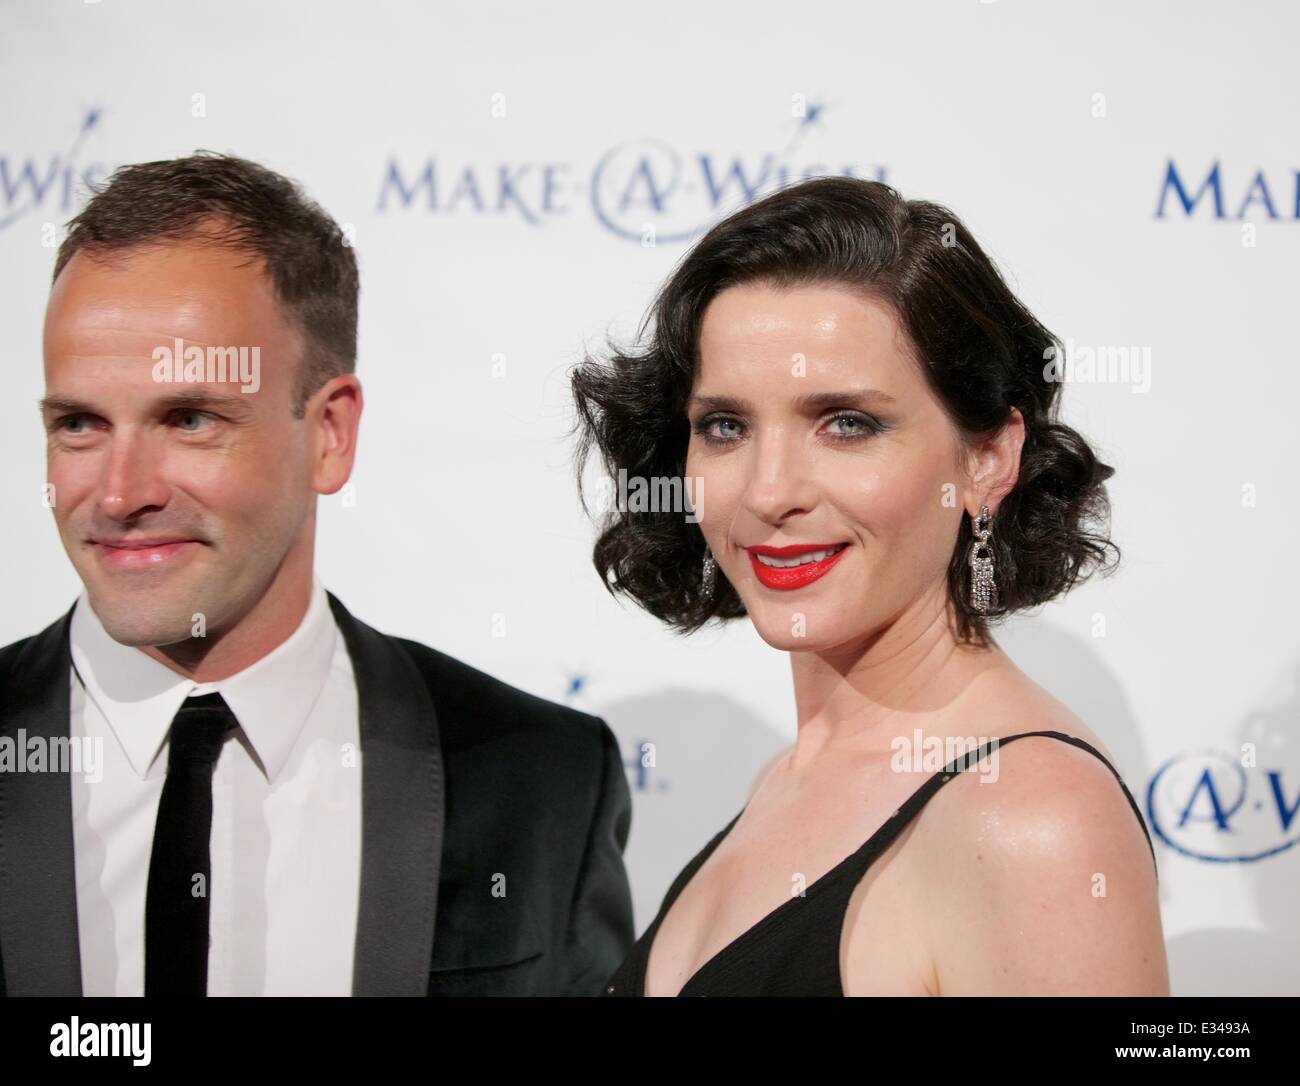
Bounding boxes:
[52,150,358,416]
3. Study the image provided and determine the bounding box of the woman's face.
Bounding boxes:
[685,281,980,655]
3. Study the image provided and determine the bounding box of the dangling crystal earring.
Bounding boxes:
[967,504,999,614]
[701,548,717,599]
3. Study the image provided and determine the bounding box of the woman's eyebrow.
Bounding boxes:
[686,394,750,413]
[687,389,898,414]
[794,389,898,411]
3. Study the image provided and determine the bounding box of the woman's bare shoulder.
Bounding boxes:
[909,662,1166,994]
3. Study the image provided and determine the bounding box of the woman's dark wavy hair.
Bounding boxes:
[570,176,1118,642]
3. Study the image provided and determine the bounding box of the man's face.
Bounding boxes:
[42,238,319,648]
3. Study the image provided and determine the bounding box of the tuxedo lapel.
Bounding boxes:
[2,595,446,997]
[0,606,83,996]
[327,593,445,996]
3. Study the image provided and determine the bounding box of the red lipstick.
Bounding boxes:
[746,542,849,591]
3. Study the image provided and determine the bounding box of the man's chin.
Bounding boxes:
[85,587,214,649]
[96,616,202,649]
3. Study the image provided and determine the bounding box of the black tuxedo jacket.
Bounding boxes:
[0,592,635,996]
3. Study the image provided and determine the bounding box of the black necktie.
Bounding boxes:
[144,691,238,996]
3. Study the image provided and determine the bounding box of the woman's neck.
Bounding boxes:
[787,587,1004,766]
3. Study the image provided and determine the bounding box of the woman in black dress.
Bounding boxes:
[570,177,1167,997]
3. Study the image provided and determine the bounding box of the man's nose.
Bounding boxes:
[96,431,170,521]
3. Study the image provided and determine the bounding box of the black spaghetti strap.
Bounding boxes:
[606,728,1159,996]
[924,730,1158,877]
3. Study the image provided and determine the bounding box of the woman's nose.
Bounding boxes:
[739,431,817,526]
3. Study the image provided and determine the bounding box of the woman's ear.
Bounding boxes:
[965,406,1025,516]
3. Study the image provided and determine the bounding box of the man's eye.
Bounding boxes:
[173,411,212,431]
[55,414,102,436]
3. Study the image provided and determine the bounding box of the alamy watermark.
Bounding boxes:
[1043,339,1151,393]
[152,337,261,393]
[615,468,703,523]
[0,731,103,783]
[889,729,1003,782]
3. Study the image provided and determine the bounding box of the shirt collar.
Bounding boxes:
[70,577,337,783]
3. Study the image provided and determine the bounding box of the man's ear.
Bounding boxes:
[964,406,1025,517]
[309,374,363,495]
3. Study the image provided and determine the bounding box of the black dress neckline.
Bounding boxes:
[637,798,918,996]
[623,730,1157,997]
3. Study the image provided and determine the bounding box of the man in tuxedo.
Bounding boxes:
[0,151,634,996]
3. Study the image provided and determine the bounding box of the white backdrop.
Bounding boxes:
[1,0,1297,996]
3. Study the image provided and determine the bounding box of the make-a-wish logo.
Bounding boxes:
[1155,159,1300,220]
[377,100,887,243]
[1148,749,1300,862]
[0,109,113,234]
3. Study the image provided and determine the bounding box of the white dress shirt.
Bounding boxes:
[68,577,362,996]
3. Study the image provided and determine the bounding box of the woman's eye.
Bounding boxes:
[825,412,879,438]
[694,414,744,443]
